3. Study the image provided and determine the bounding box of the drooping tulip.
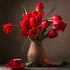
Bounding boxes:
[3,23,13,33]
[48,29,58,38]
[53,20,66,32]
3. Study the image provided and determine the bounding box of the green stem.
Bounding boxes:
[39,28,44,40]
[47,17,52,20]
[41,34,49,40]
[36,25,41,29]
[48,20,53,24]
[13,25,21,28]
[22,39,28,52]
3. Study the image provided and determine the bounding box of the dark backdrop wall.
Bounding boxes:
[0,0,70,64]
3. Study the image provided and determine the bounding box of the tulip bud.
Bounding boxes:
[36,2,44,12]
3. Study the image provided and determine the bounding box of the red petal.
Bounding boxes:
[39,11,44,20]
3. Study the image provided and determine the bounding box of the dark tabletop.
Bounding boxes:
[0,66,70,70]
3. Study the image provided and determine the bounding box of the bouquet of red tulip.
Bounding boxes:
[3,2,67,40]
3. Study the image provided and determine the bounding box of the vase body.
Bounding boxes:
[27,40,45,66]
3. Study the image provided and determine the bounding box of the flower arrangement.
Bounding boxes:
[3,2,67,67]
[3,2,67,40]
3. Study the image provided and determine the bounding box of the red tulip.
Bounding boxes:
[20,20,30,28]
[21,27,29,36]
[41,20,50,28]
[39,11,44,20]
[52,15,62,21]
[32,11,39,19]
[32,11,44,21]
[53,20,67,32]
[23,13,32,19]
[3,23,13,33]
[29,28,39,38]
[37,26,42,32]
[36,2,44,12]
[23,13,26,19]
[48,29,58,38]
[44,58,50,64]
[23,13,32,27]
[30,17,38,27]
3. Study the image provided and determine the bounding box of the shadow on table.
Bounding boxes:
[12,68,30,70]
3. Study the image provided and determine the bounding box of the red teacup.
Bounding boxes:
[12,59,22,68]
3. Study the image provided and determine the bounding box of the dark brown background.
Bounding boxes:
[0,0,70,64]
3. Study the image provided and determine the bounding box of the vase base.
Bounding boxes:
[30,63,43,67]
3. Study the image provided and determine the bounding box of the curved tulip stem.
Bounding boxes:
[47,17,52,20]
[48,19,52,22]
[48,20,53,24]
[22,39,28,52]
[47,17,53,24]
[44,28,52,34]
[13,25,21,28]
[42,34,49,40]
[36,25,41,29]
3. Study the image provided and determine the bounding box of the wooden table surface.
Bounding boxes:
[0,66,70,70]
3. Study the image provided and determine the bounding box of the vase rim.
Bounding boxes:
[30,40,43,43]
[31,40,42,41]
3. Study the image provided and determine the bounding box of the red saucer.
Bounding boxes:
[6,64,24,69]
[10,65,24,69]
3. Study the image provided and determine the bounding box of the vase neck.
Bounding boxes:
[31,40,42,43]
[31,40,43,47]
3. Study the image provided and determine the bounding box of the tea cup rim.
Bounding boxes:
[13,59,22,60]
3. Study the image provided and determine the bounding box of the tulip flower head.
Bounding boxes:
[3,2,67,40]
[36,2,44,12]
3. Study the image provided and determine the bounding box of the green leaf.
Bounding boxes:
[25,62,32,67]
[23,6,27,14]
[21,63,26,66]
[49,21,53,24]
[42,64,47,67]
[59,61,70,67]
